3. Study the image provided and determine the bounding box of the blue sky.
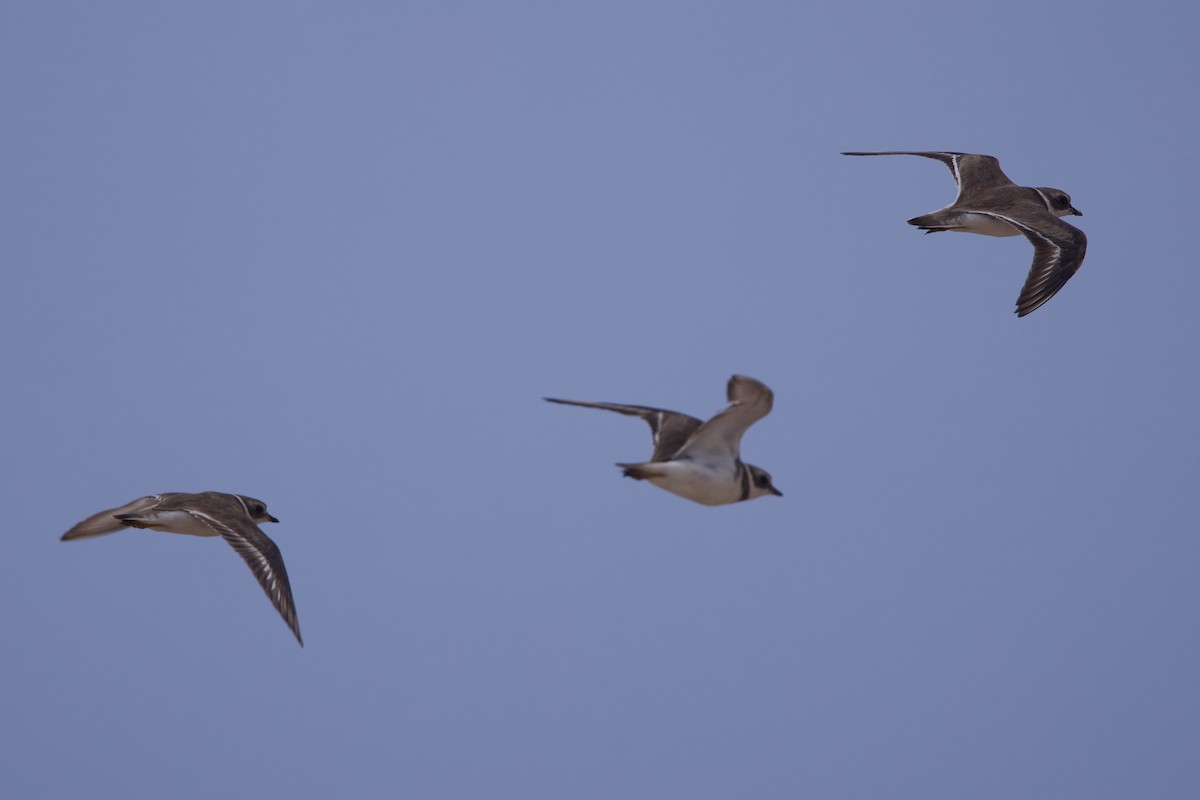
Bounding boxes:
[3,2,1199,798]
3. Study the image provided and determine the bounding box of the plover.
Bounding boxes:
[842,150,1086,316]
[61,492,302,645]
[545,375,782,506]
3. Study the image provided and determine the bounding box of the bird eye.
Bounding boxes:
[253,504,265,516]
[755,474,770,487]
[1058,195,1071,207]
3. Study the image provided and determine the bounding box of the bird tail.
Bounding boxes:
[907,213,955,233]
[616,462,658,481]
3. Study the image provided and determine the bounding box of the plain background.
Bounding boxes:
[3,2,1199,798]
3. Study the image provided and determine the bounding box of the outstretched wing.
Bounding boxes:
[674,375,774,465]
[544,397,703,462]
[187,510,303,646]
[973,209,1088,316]
[842,151,1014,203]
[61,494,173,540]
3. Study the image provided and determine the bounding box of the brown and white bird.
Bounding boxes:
[545,375,782,506]
[61,492,302,645]
[842,151,1087,316]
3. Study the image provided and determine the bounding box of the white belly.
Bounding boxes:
[144,510,222,537]
[642,460,743,506]
[954,212,1021,237]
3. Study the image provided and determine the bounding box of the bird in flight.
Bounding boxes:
[61,491,303,645]
[842,151,1087,316]
[546,375,783,506]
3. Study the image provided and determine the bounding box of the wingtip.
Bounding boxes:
[284,614,303,646]
[60,514,125,541]
[1015,295,1047,317]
